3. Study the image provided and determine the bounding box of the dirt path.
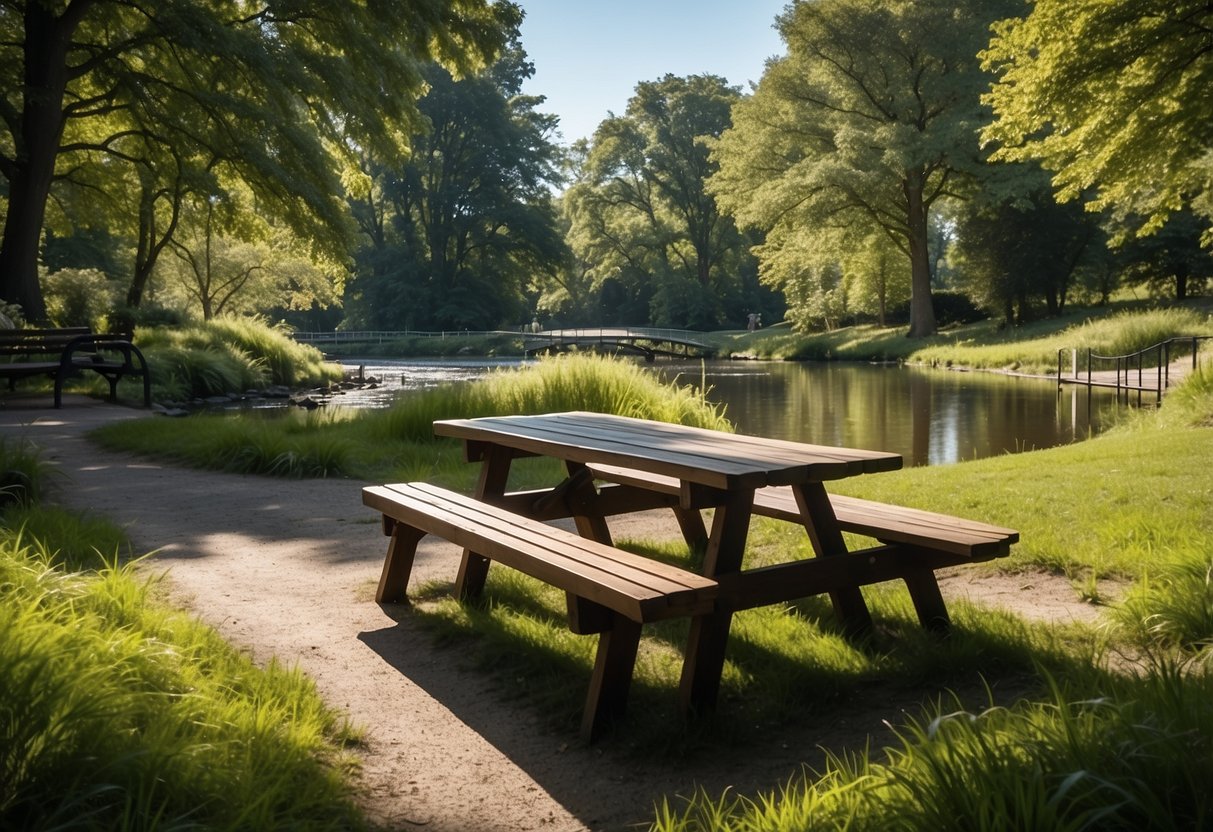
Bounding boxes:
[0,397,1109,831]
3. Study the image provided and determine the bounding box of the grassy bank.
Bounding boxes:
[92,353,729,485]
[0,444,366,831]
[719,302,1213,373]
[306,301,1213,375]
[134,318,343,402]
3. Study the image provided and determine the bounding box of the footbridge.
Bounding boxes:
[524,327,715,360]
[1057,335,1209,405]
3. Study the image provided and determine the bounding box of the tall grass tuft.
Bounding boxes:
[652,658,1213,831]
[1159,359,1213,427]
[0,541,365,831]
[134,317,342,401]
[1073,308,1211,357]
[367,353,731,443]
[1114,552,1213,653]
[0,506,131,571]
[0,439,54,509]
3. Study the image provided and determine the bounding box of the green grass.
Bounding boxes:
[0,441,367,831]
[91,353,730,484]
[77,321,1213,826]
[409,566,1100,753]
[0,438,55,510]
[652,657,1213,831]
[827,423,1213,582]
[712,303,1213,373]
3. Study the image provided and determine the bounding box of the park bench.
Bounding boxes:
[584,463,1018,629]
[0,327,152,408]
[362,481,720,741]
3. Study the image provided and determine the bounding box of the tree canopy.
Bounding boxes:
[982,0,1213,244]
[343,36,565,331]
[0,0,512,321]
[709,0,1024,337]
[562,74,763,329]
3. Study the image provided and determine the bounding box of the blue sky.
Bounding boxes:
[517,0,789,145]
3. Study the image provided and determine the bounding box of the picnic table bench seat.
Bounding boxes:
[362,481,719,741]
[582,463,1017,630]
[0,327,151,408]
[585,463,1018,559]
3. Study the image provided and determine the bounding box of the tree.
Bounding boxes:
[158,192,339,321]
[0,0,511,321]
[565,74,760,329]
[709,0,1023,337]
[343,38,565,331]
[982,1,1213,244]
[950,189,1106,325]
[1116,212,1212,301]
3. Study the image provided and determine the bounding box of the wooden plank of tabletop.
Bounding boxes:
[548,412,901,475]
[434,412,901,488]
[438,412,896,485]
[436,414,772,490]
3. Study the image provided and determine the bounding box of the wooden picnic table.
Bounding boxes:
[432,410,909,712]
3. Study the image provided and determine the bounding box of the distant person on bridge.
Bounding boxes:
[531,318,541,333]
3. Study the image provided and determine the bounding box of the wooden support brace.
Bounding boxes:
[792,482,873,635]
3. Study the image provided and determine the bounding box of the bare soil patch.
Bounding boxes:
[0,397,1113,831]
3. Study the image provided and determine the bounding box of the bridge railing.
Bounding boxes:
[528,327,711,345]
[1057,335,1210,405]
[293,330,519,344]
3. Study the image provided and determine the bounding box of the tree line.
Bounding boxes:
[2,0,1210,338]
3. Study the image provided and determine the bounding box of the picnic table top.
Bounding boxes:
[433,411,902,491]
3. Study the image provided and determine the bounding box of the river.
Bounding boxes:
[334,357,1115,467]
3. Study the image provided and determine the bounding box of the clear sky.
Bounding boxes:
[517,0,789,145]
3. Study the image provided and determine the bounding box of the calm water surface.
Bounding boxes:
[339,357,1115,467]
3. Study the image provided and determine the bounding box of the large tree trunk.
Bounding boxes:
[903,173,937,338]
[0,3,80,322]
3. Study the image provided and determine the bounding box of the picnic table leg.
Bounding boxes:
[375,520,426,604]
[581,616,642,742]
[454,444,513,599]
[791,483,874,635]
[678,489,752,713]
[902,568,951,631]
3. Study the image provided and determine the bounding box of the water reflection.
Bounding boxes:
[340,357,1115,467]
[654,360,1113,466]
